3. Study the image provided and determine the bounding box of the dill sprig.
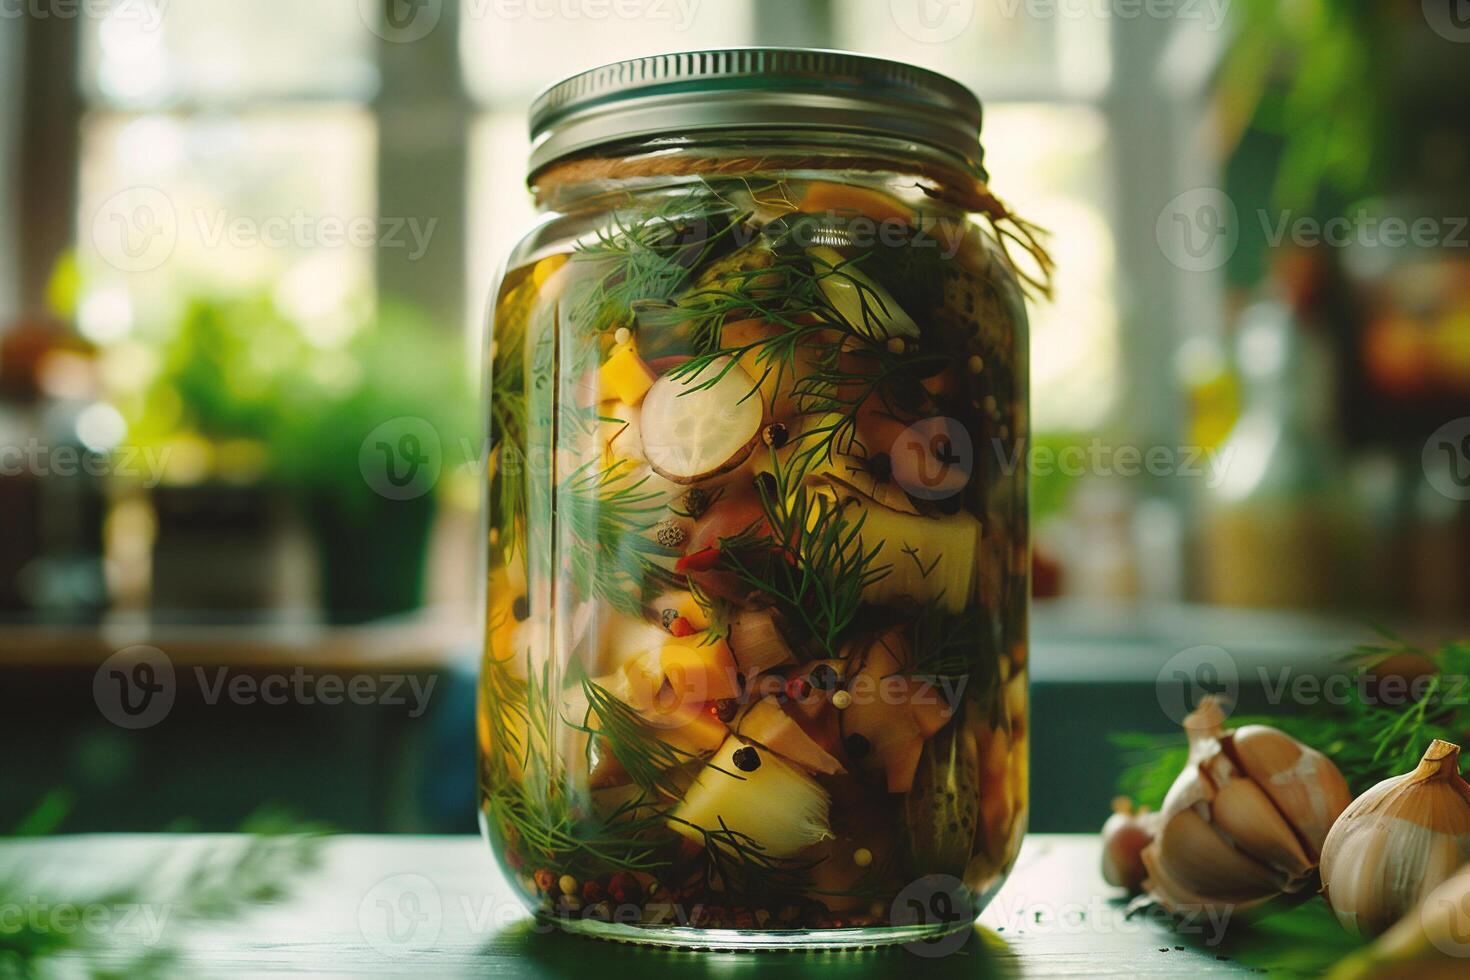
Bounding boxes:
[715,449,890,659]
[482,656,674,877]
[570,677,702,799]
[908,598,998,689]
[667,816,816,903]
[564,191,748,336]
[559,459,682,616]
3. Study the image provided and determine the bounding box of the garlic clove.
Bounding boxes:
[1100,796,1159,893]
[1146,808,1287,903]
[1230,724,1352,859]
[1204,763,1316,885]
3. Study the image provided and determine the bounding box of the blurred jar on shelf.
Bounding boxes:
[0,316,108,620]
[1201,250,1356,610]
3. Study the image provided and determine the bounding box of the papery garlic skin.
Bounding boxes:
[1321,739,1470,938]
[1139,697,1353,918]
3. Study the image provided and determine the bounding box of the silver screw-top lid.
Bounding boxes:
[527,48,984,178]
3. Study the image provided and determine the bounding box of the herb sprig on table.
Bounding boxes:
[0,799,324,978]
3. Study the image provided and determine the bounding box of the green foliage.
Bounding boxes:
[130,293,474,507]
[134,295,313,446]
[1115,635,1470,808]
[0,803,324,977]
[1219,0,1393,213]
[272,300,475,508]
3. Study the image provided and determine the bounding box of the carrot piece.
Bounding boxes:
[798,181,915,226]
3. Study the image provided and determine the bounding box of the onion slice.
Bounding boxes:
[640,356,764,484]
[809,245,920,341]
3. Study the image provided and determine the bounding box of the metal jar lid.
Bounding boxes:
[527,48,984,178]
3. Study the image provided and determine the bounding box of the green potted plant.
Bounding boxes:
[273,301,474,623]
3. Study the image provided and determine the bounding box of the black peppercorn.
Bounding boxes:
[661,608,679,630]
[511,596,529,621]
[681,487,711,518]
[763,422,789,449]
[753,472,777,499]
[732,746,761,772]
[716,700,738,723]
[866,452,892,482]
[810,663,838,691]
[844,733,871,759]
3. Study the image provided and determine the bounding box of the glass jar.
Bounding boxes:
[479,49,1034,950]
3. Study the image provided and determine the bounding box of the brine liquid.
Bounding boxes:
[479,174,1028,934]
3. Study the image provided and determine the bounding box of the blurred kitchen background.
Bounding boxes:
[2,1,1468,835]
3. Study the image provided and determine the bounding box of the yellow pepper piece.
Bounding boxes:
[530,253,568,288]
[599,343,655,405]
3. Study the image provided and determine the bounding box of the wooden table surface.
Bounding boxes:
[1,833,1300,978]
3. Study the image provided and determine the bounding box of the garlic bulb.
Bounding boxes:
[1320,739,1470,938]
[1100,797,1160,893]
[1140,696,1353,916]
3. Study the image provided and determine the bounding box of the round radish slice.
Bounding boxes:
[640,357,764,484]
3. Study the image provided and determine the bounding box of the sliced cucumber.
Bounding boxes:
[640,357,764,484]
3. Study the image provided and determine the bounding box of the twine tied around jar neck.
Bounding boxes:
[532,151,1055,299]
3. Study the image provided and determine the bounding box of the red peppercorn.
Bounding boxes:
[607,872,644,906]
[669,616,696,637]
[786,676,812,702]
[533,869,557,894]
[733,910,755,929]
[675,547,721,573]
[581,879,606,904]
